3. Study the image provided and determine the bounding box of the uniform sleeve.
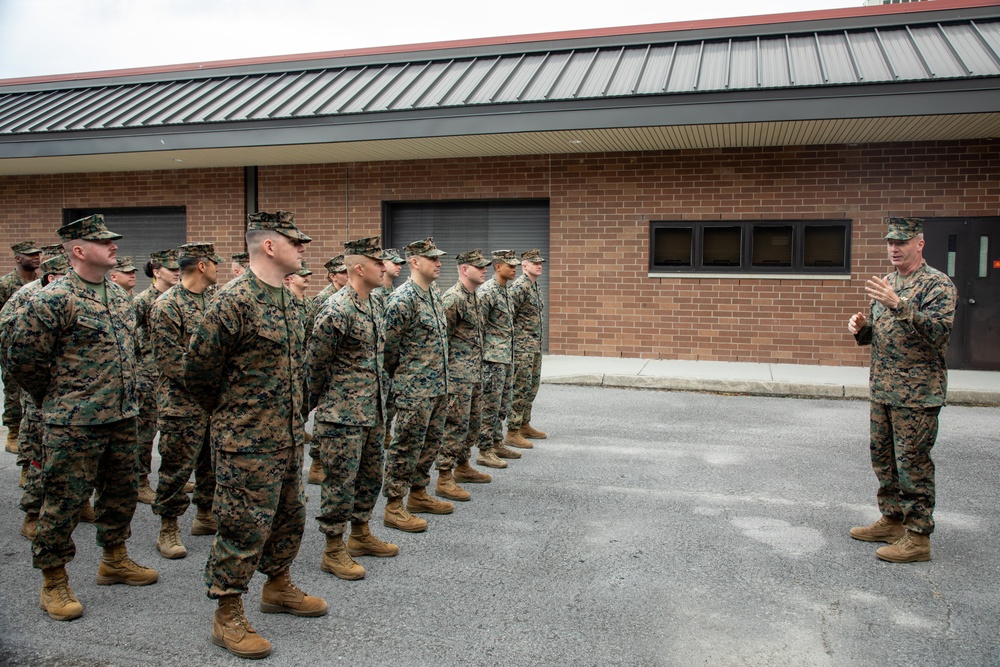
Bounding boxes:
[7,293,64,405]
[441,289,461,337]
[854,302,873,347]
[508,279,527,315]
[383,291,412,378]
[150,298,186,384]
[183,298,238,414]
[892,281,956,350]
[305,302,344,411]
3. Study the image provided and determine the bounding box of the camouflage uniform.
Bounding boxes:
[437,256,489,470]
[8,252,141,570]
[854,226,957,536]
[371,283,396,436]
[150,276,219,521]
[383,241,450,499]
[312,255,346,308]
[133,281,167,480]
[306,281,387,536]
[0,255,36,429]
[185,261,311,598]
[477,260,517,450]
[507,251,545,431]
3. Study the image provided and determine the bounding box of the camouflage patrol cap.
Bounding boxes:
[344,236,386,260]
[491,249,521,266]
[231,252,249,267]
[405,237,446,258]
[884,217,924,241]
[455,248,491,268]
[11,241,41,255]
[149,248,180,270]
[520,248,546,263]
[41,243,65,256]
[324,255,347,273]
[179,242,224,264]
[291,260,313,277]
[247,210,312,243]
[40,254,70,275]
[57,214,123,242]
[113,256,137,273]
[383,248,406,264]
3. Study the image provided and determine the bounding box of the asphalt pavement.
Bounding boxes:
[1,383,998,666]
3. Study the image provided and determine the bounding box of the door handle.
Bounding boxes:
[968,298,976,305]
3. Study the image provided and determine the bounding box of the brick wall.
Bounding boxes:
[2,140,996,366]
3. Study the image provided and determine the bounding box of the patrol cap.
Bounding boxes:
[344,236,386,260]
[405,237,446,258]
[231,252,249,267]
[11,241,41,255]
[179,242,224,264]
[324,255,347,273]
[247,210,312,243]
[455,248,491,268]
[884,217,924,241]
[383,248,406,264]
[40,254,70,275]
[113,256,137,273]
[149,248,180,270]
[57,214,123,243]
[491,249,521,266]
[520,248,546,263]
[41,243,65,256]
[291,260,312,277]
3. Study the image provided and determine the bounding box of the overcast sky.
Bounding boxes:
[0,0,858,80]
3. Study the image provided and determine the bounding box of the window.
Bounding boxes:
[649,220,850,274]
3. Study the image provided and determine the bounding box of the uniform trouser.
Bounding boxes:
[15,393,37,468]
[315,420,385,537]
[18,414,44,515]
[479,361,514,449]
[153,413,215,518]
[205,445,306,598]
[385,388,397,439]
[32,419,139,570]
[383,394,448,499]
[136,377,158,479]
[2,367,22,428]
[509,349,542,431]
[437,381,484,470]
[870,402,940,536]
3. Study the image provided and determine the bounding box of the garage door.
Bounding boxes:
[385,200,550,351]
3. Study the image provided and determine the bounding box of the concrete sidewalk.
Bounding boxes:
[541,355,1000,406]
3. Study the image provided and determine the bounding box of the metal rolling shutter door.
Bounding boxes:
[387,200,550,351]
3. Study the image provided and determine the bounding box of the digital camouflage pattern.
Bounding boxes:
[441,280,484,384]
[11,240,42,255]
[478,276,514,364]
[854,261,957,407]
[133,283,166,475]
[184,269,308,453]
[384,279,449,403]
[383,394,448,498]
[314,420,386,537]
[0,269,33,307]
[439,382,484,469]
[149,284,215,518]
[477,274,515,446]
[508,272,544,354]
[479,361,514,448]
[204,446,306,598]
[0,269,32,427]
[870,403,940,534]
[510,350,542,430]
[8,270,138,425]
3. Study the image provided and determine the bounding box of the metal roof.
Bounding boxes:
[1,19,998,136]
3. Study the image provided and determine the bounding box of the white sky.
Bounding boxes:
[0,0,858,80]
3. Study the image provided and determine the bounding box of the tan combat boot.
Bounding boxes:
[505,429,533,449]
[454,460,492,484]
[4,424,19,454]
[136,477,155,505]
[383,497,428,533]
[519,423,547,439]
[435,470,471,501]
[212,595,272,659]
[321,535,366,580]
[21,512,38,541]
[156,517,187,559]
[849,516,905,544]
[307,458,325,485]
[259,569,328,617]
[876,530,931,563]
[96,544,159,586]
[347,522,399,558]
[78,498,95,523]
[476,448,508,469]
[407,486,455,514]
[493,443,522,459]
[191,507,218,536]
[40,566,83,621]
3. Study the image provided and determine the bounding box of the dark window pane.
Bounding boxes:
[653,227,693,267]
[703,227,741,267]
[803,225,847,268]
[752,226,793,267]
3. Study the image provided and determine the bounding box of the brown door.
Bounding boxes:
[923,217,1000,371]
